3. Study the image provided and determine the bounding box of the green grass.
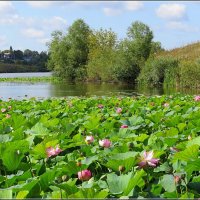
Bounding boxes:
[0,76,62,82]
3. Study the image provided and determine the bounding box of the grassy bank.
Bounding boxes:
[158,41,200,61]
[0,95,200,198]
[0,76,62,82]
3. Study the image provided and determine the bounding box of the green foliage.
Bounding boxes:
[112,39,140,82]
[127,21,153,63]
[113,21,154,83]
[86,28,118,81]
[178,60,200,88]
[150,41,164,56]
[137,57,179,86]
[47,19,91,81]
[0,95,200,198]
[48,19,155,83]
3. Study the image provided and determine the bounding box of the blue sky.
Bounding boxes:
[0,1,200,52]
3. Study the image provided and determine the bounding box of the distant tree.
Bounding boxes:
[9,46,13,54]
[24,49,32,58]
[14,50,23,60]
[31,51,40,64]
[38,51,49,71]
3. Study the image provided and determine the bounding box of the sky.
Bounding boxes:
[0,1,200,52]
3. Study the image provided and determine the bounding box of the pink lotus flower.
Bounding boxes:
[121,124,128,128]
[85,135,94,144]
[78,169,92,181]
[98,104,104,109]
[194,95,200,101]
[116,107,122,114]
[46,145,62,158]
[163,103,169,107]
[99,139,111,148]
[138,151,159,168]
[6,114,11,119]
[1,108,6,113]
[174,175,181,184]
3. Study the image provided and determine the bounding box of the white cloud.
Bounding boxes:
[0,1,15,14]
[22,28,45,39]
[156,3,187,20]
[103,7,122,16]
[166,21,199,32]
[0,14,23,25]
[103,1,143,16]
[123,1,143,11]
[26,1,57,8]
[0,1,21,25]
[42,16,67,30]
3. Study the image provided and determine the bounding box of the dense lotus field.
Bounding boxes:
[0,95,200,199]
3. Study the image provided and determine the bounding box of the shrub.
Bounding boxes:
[178,60,200,88]
[137,57,179,86]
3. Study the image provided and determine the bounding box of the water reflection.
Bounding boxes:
[0,81,200,100]
[49,82,200,97]
[49,82,140,97]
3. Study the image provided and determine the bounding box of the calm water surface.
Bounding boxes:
[0,73,199,100]
[0,72,52,78]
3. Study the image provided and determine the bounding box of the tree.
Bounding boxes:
[127,21,153,65]
[9,46,13,55]
[36,51,49,71]
[47,30,70,78]
[113,39,140,82]
[47,19,91,81]
[150,41,164,57]
[112,21,154,83]
[86,28,118,81]
[67,19,91,68]
[24,49,32,58]
[14,50,23,60]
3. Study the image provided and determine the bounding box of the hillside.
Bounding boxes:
[158,41,200,62]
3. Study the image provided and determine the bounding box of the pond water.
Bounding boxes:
[0,73,199,100]
[0,72,52,78]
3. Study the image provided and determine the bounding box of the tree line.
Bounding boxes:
[0,47,49,72]
[47,19,164,84]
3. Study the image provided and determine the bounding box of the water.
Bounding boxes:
[0,73,199,100]
[0,72,52,78]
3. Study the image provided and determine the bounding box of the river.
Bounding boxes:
[0,72,199,99]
